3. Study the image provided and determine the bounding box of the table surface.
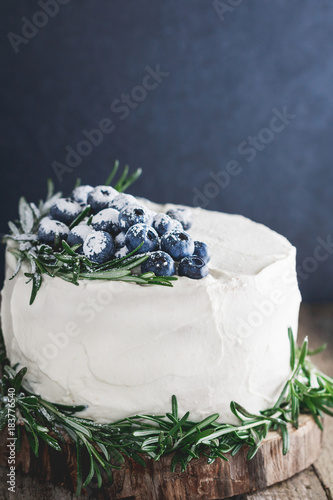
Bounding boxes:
[0,303,332,500]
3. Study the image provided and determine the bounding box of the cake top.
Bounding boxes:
[3,163,296,306]
[144,199,293,277]
[3,165,215,305]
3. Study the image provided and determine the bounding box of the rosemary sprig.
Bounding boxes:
[2,163,175,304]
[104,159,142,193]
[0,330,332,495]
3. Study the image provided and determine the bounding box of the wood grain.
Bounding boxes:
[0,415,324,499]
[243,468,328,500]
[313,417,333,500]
[0,414,323,499]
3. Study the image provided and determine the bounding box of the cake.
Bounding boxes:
[1,179,301,425]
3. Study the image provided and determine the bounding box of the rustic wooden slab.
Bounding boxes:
[0,413,323,499]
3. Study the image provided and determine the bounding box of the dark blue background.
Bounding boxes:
[1,1,332,301]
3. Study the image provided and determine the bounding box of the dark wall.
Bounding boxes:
[1,0,333,301]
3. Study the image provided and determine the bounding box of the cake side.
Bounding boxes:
[1,204,301,424]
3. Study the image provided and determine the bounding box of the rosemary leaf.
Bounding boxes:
[118,168,142,193]
[288,327,296,370]
[308,344,328,356]
[114,164,129,191]
[19,197,34,234]
[9,255,23,281]
[8,221,20,236]
[69,205,91,230]
[105,160,120,186]
[79,269,132,280]
[47,178,54,200]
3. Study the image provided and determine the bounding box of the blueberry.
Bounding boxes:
[141,251,175,276]
[166,207,192,231]
[114,231,126,248]
[119,204,152,232]
[110,193,137,211]
[83,230,115,264]
[38,217,69,249]
[67,224,93,253]
[114,245,129,259]
[87,185,118,214]
[125,223,159,254]
[91,208,121,236]
[50,198,82,225]
[152,213,182,236]
[193,241,211,263]
[71,185,94,205]
[160,230,194,261]
[178,256,209,279]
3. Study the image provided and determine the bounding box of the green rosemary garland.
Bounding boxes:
[0,329,332,495]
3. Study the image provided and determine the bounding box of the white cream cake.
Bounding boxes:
[1,201,301,425]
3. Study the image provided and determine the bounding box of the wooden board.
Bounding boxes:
[0,413,323,499]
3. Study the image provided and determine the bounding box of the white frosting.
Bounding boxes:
[1,203,301,424]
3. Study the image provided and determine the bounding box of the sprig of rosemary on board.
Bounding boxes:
[2,163,176,304]
[0,329,332,495]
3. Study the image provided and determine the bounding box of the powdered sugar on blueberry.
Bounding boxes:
[39,174,210,279]
[83,230,115,264]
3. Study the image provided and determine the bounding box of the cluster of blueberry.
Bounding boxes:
[38,184,211,279]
